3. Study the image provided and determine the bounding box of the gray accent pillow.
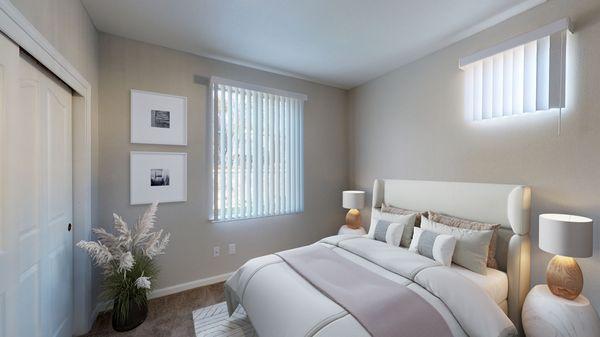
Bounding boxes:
[408,227,456,266]
[373,220,392,242]
[417,230,439,260]
[421,217,493,275]
[369,209,417,247]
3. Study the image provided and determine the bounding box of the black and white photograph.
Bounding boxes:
[151,110,170,128]
[150,168,170,186]
[130,151,187,204]
[131,89,187,145]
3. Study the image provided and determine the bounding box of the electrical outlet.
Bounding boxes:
[213,246,220,257]
[228,243,236,255]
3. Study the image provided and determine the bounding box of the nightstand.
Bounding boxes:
[522,285,600,337]
[338,225,366,235]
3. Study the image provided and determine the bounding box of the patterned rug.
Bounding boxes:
[193,302,257,337]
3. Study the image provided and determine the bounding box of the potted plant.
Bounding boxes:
[77,202,170,331]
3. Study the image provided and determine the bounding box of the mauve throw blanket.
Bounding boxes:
[276,245,453,337]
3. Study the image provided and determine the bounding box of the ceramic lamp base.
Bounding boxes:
[546,255,583,300]
[345,209,361,229]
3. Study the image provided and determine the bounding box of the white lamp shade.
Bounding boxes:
[342,190,365,209]
[539,214,593,258]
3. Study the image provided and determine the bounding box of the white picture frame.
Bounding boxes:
[131,89,187,145]
[130,151,187,205]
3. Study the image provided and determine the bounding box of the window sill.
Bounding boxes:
[210,211,304,223]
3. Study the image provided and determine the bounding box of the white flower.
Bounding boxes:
[118,251,135,272]
[132,202,158,248]
[91,227,118,251]
[77,240,114,267]
[113,214,132,249]
[144,230,170,259]
[135,276,152,289]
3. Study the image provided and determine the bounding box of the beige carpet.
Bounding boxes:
[81,283,225,337]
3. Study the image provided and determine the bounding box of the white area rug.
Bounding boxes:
[193,302,257,337]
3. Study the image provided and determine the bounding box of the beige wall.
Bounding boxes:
[98,33,348,300]
[9,0,348,316]
[17,0,600,319]
[349,0,600,311]
[10,0,100,224]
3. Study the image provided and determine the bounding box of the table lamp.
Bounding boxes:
[539,213,593,300]
[342,191,365,229]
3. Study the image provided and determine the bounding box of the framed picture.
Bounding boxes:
[130,89,187,145]
[130,151,187,205]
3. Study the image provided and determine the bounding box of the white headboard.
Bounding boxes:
[372,179,531,332]
[372,179,531,234]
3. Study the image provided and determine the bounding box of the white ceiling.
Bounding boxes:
[81,0,545,89]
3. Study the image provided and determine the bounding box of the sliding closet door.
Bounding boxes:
[0,33,73,337]
[0,33,20,337]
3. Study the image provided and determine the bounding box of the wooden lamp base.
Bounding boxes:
[345,209,361,229]
[546,255,583,300]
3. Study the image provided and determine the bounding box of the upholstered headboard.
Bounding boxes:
[371,179,531,332]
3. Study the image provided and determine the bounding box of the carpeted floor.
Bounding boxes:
[80,282,225,337]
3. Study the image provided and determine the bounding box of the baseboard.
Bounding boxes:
[89,272,233,326]
[149,272,233,299]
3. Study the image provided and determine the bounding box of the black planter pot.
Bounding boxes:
[111,298,148,332]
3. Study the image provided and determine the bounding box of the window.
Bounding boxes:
[209,77,306,221]
[460,18,569,121]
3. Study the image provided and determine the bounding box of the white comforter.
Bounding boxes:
[225,235,517,337]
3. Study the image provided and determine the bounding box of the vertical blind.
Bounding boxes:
[209,77,306,221]
[460,19,569,121]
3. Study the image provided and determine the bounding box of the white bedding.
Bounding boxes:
[372,238,509,307]
[225,235,517,337]
[451,264,508,306]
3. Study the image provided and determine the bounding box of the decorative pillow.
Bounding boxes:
[372,220,407,246]
[428,211,501,269]
[369,209,416,247]
[381,203,426,227]
[421,217,493,275]
[409,227,456,266]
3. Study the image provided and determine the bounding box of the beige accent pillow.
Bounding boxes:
[428,211,501,269]
[421,217,493,275]
[381,203,426,227]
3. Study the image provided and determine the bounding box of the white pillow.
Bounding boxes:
[371,220,406,246]
[421,217,493,274]
[369,209,416,247]
[409,227,456,266]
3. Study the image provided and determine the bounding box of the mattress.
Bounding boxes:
[450,264,508,306]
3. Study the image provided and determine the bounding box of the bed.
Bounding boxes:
[225,179,532,337]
